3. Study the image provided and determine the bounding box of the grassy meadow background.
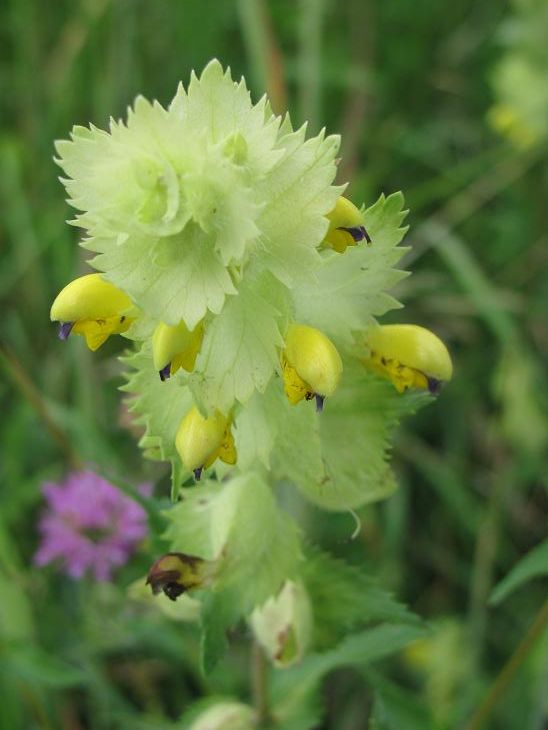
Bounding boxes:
[1,0,547,728]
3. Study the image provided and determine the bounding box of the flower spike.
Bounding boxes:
[363,324,452,394]
[282,324,343,409]
[50,273,137,351]
[152,320,204,381]
[323,196,372,253]
[175,407,236,480]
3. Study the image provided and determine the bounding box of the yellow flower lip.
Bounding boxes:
[50,273,136,351]
[152,321,204,381]
[324,196,372,253]
[283,324,343,410]
[146,552,205,601]
[175,407,236,480]
[364,324,452,394]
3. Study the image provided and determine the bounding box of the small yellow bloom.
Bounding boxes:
[364,324,452,394]
[152,320,204,381]
[282,324,343,411]
[323,196,372,253]
[146,552,206,601]
[175,407,236,480]
[50,273,136,351]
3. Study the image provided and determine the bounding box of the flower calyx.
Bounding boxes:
[363,324,452,394]
[323,196,372,253]
[175,406,236,480]
[152,320,204,381]
[146,552,206,601]
[50,273,136,351]
[282,324,343,411]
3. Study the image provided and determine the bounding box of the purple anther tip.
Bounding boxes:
[58,322,74,341]
[427,378,442,396]
[159,363,171,382]
[193,467,203,482]
[315,394,325,413]
[337,225,372,244]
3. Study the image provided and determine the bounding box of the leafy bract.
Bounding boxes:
[272,360,430,510]
[56,60,341,325]
[164,472,301,613]
[189,271,290,415]
[120,342,193,468]
[293,192,409,348]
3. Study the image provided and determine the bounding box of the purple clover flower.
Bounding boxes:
[34,471,149,581]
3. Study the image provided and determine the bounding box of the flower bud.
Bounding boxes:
[250,580,312,668]
[146,552,206,601]
[323,196,372,253]
[282,324,343,411]
[175,407,237,480]
[152,320,204,380]
[364,324,452,394]
[50,273,136,351]
[189,702,255,730]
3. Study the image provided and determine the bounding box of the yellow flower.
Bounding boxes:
[363,324,452,394]
[282,324,343,411]
[175,406,236,480]
[323,196,372,253]
[50,273,136,351]
[152,321,204,381]
[146,552,206,601]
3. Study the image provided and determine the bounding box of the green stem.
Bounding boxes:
[297,0,326,130]
[465,599,548,730]
[251,639,270,727]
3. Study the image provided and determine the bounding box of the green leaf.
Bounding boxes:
[490,538,548,605]
[270,624,428,730]
[87,225,237,331]
[189,271,290,414]
[164,472,301,613]
[367,670,436,730]
[292,192,409,348]
[200,590,244,674]
[9,644,86,688]
[120,342,193,470]
[258,125,342,287]
[301,548,421,650]
[272,360,430,510]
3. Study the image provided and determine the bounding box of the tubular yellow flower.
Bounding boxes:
[175,406,236,480]
[282,324,343,411]
[50,273,136,351]
[363,324,452,395]
[323,196,372,253]
[152,321,204,381]
[146,552,206,601]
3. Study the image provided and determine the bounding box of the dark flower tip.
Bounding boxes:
[337,225,372,244]
[315,394,325,413]
[427,377,442,396]
[58,322,74,341]
[159,363,171,381]
[193,466,203,481]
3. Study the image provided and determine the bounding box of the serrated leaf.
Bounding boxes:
[200,590,244,674]
[87,225,237,330]
[272,360,430,511]
[189,271,290,414]
[293,192,409,348]
[490,538,548,605]
[121,342,193,474]
[258,126,342,287]
[301,548,420,650]
[164,472,301,613]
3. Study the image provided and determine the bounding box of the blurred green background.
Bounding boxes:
[1,0,547,728]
